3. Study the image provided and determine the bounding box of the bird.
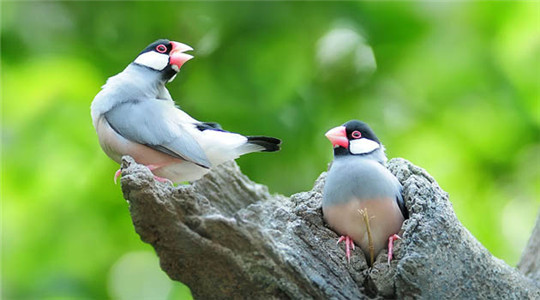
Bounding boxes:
[90,39,281,184]
[322,120,408,265]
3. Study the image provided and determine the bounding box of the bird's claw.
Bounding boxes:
[145,164,173,185]
[114,169,122,184]
[114,166,172,185]
[387,234,401,265]
[337,235,355,263]
[153,175,174,185]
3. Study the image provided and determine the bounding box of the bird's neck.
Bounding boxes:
[91,64,173,122]
[126,63,169,85]
[333,146,349,157]
[333,147,388,165]
[112,64,173,99]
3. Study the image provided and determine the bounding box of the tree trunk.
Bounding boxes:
[119,156,540,299]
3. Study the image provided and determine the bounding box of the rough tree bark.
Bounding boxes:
[119,156,540,299]
[518,214,540,284]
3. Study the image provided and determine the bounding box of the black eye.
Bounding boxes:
[155,44,167,53]
[351,130,361,139]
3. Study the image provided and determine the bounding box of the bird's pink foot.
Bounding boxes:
[113,164,172,185]
[337,235,355,263]
[387,234,401,264]
[144,164,173,185]
[153,175,173,185]
[114,169,122,184]
[146,164,161,171]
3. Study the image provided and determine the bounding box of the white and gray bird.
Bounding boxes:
[91,39,281,183]
[322,120,408,265]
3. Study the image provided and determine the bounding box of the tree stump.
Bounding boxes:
[119,156,540,299]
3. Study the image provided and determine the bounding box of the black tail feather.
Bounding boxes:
[247,136,281,152]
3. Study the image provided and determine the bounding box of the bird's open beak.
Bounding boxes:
[325,126,349,149]
[169,41,194,71]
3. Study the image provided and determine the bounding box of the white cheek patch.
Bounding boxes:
[349,138,380,155]
[134,51,169,71]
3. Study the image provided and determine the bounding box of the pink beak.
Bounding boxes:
[325,126,348,149]
[169,41,194,70]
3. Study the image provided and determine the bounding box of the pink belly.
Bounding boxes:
[95,116,183,166]
[323,197,404,259]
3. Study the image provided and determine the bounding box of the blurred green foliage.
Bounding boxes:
[2,1,539,299]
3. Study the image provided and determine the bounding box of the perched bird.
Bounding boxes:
[91,39,281,183]
[322,120,408,265]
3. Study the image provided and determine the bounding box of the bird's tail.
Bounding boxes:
[246,136,281,152]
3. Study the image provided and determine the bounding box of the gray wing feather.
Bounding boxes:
[395,185,408,219]
[104,100,211,168]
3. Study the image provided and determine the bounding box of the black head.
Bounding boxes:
[343,120,380,144]
[325,120,382,156]
[138,39,174,56]
[132,39,194,81]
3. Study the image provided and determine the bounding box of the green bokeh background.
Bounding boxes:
[2,1,539,299]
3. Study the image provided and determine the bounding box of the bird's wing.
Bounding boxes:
[196,122,224,131]
[395,185,408,219]
[104,99,211,168]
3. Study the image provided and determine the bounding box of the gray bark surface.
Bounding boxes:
[120,156,540,299]
[518,214,540,283]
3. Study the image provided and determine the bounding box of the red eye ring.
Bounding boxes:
[351,130,362,139]
[156,44,167,53]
